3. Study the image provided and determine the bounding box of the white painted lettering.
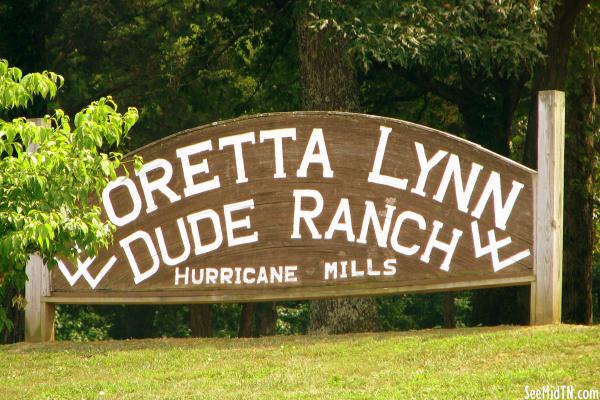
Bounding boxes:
[155,217,191,266]
[324,198,355,242]
[270,266,283,283]
[356,200,396,247]
[223,199,258,246]
[411,142,448,197]
[366,258,380,276]
[220,268,234,284]
[340,260,348,278]
[471,221,531,272]
[191,268,203,284]
[420,220,463,271]
[291,189,324,239]
[433,154,483,213]
[296,128,334,178]
[176,140,220,197]
[206,268,218,284]
[471,171,524,230]
[174,266,189,285]
[243,268,256,284]
[218,132,255,184]
[136,158,181,213]
[324,261,337,280]
[368,126,408,190]
[285,265,298,283]
[350,260,364,277]
[103,176,142,227]
[383,259,397,275]
[119,230,160,284]
[187,209,223,255]
[390,211,426,256]
[259,128,296,178]
[256,267,269,284]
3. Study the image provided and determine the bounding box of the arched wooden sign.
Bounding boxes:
[26,92,565,341]
[53,111,535,299]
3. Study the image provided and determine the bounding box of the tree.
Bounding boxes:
[190,304,213,337]
[238,302,278,338]
[312,0,548,155]
[297,1,380,334]
[561,2,598,324]
[0,59,138,340]
[41,0,300,147]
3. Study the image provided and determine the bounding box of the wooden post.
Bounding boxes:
[25,254,55,341]
[531,90,565,325]
[24,118,55,342]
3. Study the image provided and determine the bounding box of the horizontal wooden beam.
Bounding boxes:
[44,275,534,305]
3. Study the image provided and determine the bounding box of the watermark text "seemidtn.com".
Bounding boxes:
[524,385,599,400]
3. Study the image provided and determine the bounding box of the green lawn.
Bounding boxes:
[1,325,599,399]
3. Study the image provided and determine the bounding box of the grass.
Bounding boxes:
[1,325,599,399]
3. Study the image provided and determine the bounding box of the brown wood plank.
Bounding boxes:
[44,275,534,304]
[50,112,535,302]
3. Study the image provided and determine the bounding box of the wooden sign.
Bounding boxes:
[48,111,536,303]
[24,92,565,342]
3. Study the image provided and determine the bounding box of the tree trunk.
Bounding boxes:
[523,0,593,324]
[563,80,595,324]
[442,293,456,329]
[189,304,212,337]
[308,297,380,334]
[238,303,256,338]
[524,0,590,168]
[297,1,379,334]
[561,16,597,324]
[296,3,359,112]
[255,302,277,336]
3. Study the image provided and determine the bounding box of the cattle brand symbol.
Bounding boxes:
[58,255,117,289]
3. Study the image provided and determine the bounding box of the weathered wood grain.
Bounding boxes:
[25,254,55,341]
[531,91,564,324]
[50,112,535,301]
[44,275,534,304]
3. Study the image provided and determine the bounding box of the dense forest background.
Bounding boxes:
[1,0,599,341]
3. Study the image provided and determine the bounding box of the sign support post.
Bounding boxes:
[25,254,55,342]
[24,118,55,342]
[531,90,565,325]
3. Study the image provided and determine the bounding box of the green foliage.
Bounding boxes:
[276,302,310,335]
[46,0,300,148]
[56,305,112,342]
[0,59,138,334]
[310,0,549,78]
[151,307,192,338]
[211,304,243,337]
[377,292,473,331]
[0,60,63,109]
